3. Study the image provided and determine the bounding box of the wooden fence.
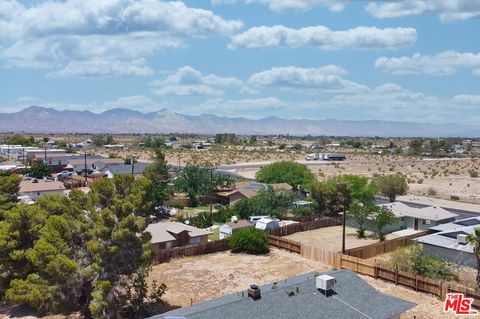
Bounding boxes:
[153,239,229,264]
[267,217,342,237]
[268,235,302,253]
[343,230,429,259]
[293,242,480,308]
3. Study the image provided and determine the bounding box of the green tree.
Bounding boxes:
[0,176,162,318]
[372,206,396,241]
[3,135,33,146]
[255,161,314,187]
[143,148,171,207]
[467,228,480,292]
[249,186,295,219]
[228,227,268,254]
[309,177,345,216]
[376,174,408,202]
[0,173,21,218]
[348,199,376,238]
[31,162,51,179]
[175,164,230,207]
[408,139,423,156]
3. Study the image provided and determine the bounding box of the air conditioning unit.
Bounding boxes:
[316,275,335,291]
[457,234,469,245]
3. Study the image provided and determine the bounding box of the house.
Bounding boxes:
[414,217,480,267]
[18,179,66,203]
[25,149,66,164]
[101,162,150,178]
[219,218,252,239]
[348,202,458,234]
[215,181,293,206]
[66,157,124,173]
[255,217,280,231]
[145,222,212,252]
[153,269,415,319]
[379,202,458,231]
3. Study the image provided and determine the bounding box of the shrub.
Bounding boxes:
[468,170,479,178]
[228,228,268,254]
[427,188,437,196]
[450,195,460,201]
[292,206,313,218]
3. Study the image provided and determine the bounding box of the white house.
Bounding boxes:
[18,179,66,202]
[255,218,280,231]
[219,219,252,239]
[414,217,479,267]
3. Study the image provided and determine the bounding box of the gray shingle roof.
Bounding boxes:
[151,269,416,319]
[102,162,150,175]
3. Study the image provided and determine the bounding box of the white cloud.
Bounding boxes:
[365,0,480,22]
[212,0,236,5]
[245,0,346,12]
[150,66,242,96]
[246,0,480,21]
[452,95,480,105]
[0,0,243,76]
[375,51,480,75]
[47,59,154,78]
[230,25,416,50]
[248,65,368,93]
[17,96,36,102]
[190,97,288,117]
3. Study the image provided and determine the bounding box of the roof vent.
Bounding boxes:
[248,284,261,300]
[316,275,335,292]
[457,234,469,245]
[231,216,238,223]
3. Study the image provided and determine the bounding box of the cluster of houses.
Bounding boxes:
[2,148,152,204]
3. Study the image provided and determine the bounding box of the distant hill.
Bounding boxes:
[1,106,479,137]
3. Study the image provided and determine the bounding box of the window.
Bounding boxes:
[422,219,431,225]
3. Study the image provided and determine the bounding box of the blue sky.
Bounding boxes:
[1,0,480,124]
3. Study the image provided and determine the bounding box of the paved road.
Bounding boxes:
[218,160,331,170]
[375,197,480,220]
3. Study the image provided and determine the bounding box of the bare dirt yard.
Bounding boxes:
[147,248,457,319]
[284,226,396,252]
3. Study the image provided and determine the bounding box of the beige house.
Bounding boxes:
[145,222,212,252]
[215,181,293,206]
[18,179,66,203]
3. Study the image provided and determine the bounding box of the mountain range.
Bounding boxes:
[1,106,479,137]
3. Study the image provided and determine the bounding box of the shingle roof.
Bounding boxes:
[224,219,252,230]
[19,179,66,192]
[152,269,416,319]
[145,222,212,244]
[102,162,150,175]
[379,202,457,221]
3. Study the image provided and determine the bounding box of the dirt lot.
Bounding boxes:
[233,155,480,204]
[284,226,395,252]
[147,249,457,319]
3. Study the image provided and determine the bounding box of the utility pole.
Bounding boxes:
[131,156,135,175]
[84,151,87,184]
[44,147,47,164]
[209,167,213,215]
[337,182,348,255]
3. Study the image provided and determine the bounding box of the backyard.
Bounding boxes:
[147,248,457,319]
[284,225,396,252]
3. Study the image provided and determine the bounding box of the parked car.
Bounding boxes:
[56,170,74,178]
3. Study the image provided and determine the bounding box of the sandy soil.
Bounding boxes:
[147,249,456,319]
[231,155,480,204]
[284,226,395,252]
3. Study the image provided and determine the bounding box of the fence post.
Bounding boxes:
[395,266,398,285]
[374,259,378,279]
[415,275,418,292]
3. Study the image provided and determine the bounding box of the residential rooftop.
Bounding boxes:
[379,202,458,221]
[152,269,415,319]
[414,217,480,254]
[145,222,212,244]
[19,179,66,193]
